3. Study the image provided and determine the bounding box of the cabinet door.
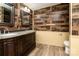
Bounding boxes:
[17,37,22,56]
[0,40,4,56]
[14,37,19,56]
[7,39,15,56]
[3,40,8,56]
[14,37,22,56]
[21,34,30,55]
[31,33,36,44]
[3,39,15,56]
[21,32,36,55]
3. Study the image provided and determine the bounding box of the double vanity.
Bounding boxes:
[0,30,36,56]
[0,3,36,56]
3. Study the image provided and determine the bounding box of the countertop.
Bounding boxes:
[0,30,35,39]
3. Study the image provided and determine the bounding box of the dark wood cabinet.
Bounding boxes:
[0,32,36,56]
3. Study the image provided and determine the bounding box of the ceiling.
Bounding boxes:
[24,3,60,10]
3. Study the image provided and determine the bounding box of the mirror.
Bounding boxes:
[0,3,14,24]
[20,4,30,25]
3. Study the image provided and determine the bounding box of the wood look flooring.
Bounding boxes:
[28,44,65,56]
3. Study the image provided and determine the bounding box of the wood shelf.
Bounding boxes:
[72,4,79,35]
[33,3,69,32]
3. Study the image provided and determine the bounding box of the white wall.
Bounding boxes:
[70,35,79,56]
[36,31,69,47]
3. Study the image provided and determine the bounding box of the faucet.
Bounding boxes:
[0,26,9,34]
[4,27,9,34]
[0,30,1,34]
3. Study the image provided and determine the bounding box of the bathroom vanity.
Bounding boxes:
[0,30,36,56]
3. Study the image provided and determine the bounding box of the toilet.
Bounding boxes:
[64,40,69,55]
